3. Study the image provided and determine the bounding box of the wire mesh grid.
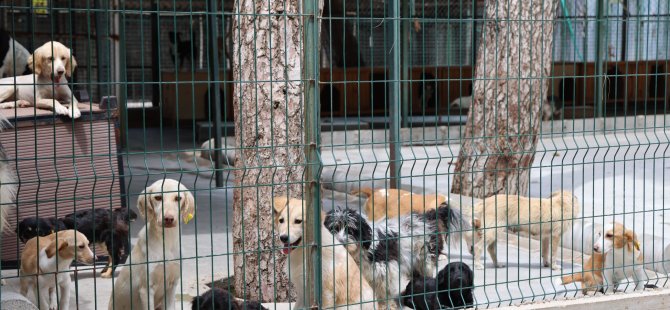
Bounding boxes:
[0,0,668,309]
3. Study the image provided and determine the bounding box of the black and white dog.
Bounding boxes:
[191,288,268,310]
[15,216,68,243]
[401,262,475,310]
[0,29,30,78]
[61,207,138,278]
[324,202,467,310]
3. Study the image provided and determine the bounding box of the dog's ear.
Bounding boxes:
[65,52,77,77]
[179,188,195,224]
[27,53,40,75]
[625,230,640,251]
[273,196,289,219]
[45,239,68,258]
[137,187,153,219]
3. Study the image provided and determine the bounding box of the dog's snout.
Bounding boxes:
[57,69,65,76]
[163,216,175,226]
[279,235,289,243]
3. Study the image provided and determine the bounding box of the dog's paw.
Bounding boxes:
[100,269,113,278]
[475,263,485,270]
[0,102,14,109]
[68,107,81,119]
[495,263,506,268]
[438,253,448,261]
[17,100,31,107]
[55,104,69,116]
[551,264,562,270]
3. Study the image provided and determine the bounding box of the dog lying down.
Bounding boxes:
[191,288,268,310]
[400,262,474,310]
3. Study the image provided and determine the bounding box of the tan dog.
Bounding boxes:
[109,179,196,310]
[469,191,580,270]
[354,187,447,221]
[20,230,95,310]
[594,222,647,292]
[559,251,605,295]
[273,196,375,309]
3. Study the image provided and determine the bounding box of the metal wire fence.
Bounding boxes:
[0,0,669,309]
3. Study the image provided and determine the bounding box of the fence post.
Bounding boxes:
[95,0,109,98]
[388,0,402,189]
[207,0,224,188]
[303,0,322,307]
[594,0,607,118]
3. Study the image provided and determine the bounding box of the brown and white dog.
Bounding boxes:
[594,222,648,292]
[20,230,95,310]
[559,251,605,295]
[468,191,580,270]
[273,196,375,309]
[353,187,447,222]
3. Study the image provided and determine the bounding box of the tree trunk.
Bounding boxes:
[451,0,559,198]
[232,0,316,302]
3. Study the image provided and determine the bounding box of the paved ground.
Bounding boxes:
[3,127,670,309]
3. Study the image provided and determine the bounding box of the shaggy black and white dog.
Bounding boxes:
[400,262,474,310]
[324,202,467,309]
[191,288,268,310]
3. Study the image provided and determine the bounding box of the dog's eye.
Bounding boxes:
[61,56,66,61]
[279,218,284,224]
[78,245,85,249]
[606,233,613,238]
[48,56,53,61]
[294,219,302,224]
[175,196,182,202]
[154,195,162,201]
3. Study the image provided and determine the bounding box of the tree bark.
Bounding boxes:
[451,0,559,198]
[232,0,314,302]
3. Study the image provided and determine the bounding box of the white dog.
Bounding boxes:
[593,222,648,293]
[0,41,80,118]
[108,179,195,310]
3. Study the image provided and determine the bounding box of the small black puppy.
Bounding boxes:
[401,262,474,310]
[15,217,68,243]
[61,208,138,277]
[191,288,268,310]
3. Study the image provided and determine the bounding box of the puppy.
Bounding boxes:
[324,202,466,310]
[273,196,374,309]
[0,41,80,118]
[593,222,648,292]
[20,230,96,310]
[469,191,580,270]
[60,207,138,277]
[108,179,195,310]
[559,250,605,295]
[15,216,68,243]
[191,288,268,310]
[353,187,447,222]
[401,262,474,310]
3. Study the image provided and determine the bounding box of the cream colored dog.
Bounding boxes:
[108,179,195,310]
[20,230,95,310]
[469,191,580,270]
[273,196,375,309]
[354,187,447,222]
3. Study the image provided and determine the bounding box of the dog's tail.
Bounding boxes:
[557,273,583,286]
[351,187,375,198]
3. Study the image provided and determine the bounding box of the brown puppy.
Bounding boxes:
[469,191,580,270]
[354,187,447,221]
[20,230,95,310]
[273,196,375,309]
[559,252,605,295]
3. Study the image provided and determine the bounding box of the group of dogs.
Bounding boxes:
[274,186,658,309]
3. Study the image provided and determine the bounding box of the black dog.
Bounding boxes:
[169,31,198,70]
[191,288,268,310]
[15,216,68,243]
[60,208,137,278]
[401,262,474,310]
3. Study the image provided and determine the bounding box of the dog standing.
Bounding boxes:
[400,262,474,310]
[108,179,195,310]
[353,187,447,222]
[15,216,68,243]
[61,207,137,278]
[593,222,648,292]
[324,203,466,310]
[469,191,580,270]
[191,288,268,310]
[273,196,375,309]
[0,29,31,78]
[19,230,96,310]
[0,41,80,118]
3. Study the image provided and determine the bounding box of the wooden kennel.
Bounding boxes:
[0,102,124,263]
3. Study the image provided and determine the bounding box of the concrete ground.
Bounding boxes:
[3,125,670,309]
